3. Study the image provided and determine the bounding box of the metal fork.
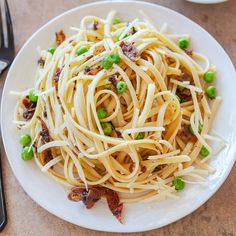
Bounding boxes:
[0,0,14,74]
[0,0,15,231]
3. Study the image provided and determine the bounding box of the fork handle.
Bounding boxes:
[0,61,8,74]
[0,154,7,231]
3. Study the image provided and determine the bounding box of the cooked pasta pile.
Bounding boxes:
[13,11,225,215]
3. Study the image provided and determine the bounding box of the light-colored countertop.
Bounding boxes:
[0,0,235,235]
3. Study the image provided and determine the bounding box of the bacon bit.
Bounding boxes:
[68,187,84,202]
[37,116,50,143]
[38,57,45,68]
[54,67,62,82]
[32,142,38,152]
[43,106,47,118]
[84,66,91,73]
[74,145,79,152]
[129,162,134,172]
[108,75,117,86]
[141,165,147,173]
[116,130,122,138]
[108,75,118,92]
[154,165,163,172]
[181,72,193,84]
[131,27,137,35]
[22,97,37,120]
[68,187,103,209]
[23,110,35,120]
[43,149,53,165]
[120,41,139,61]
[94,45,105,56]
[164,55,175,65]
[93,21,99,31]
[55,30,66,46]
[176,87,192,102]
[105,189,123,223]
[178,124,195,143]
[84,65,102,75]
[68,186,123,223]
[184,49,193,56]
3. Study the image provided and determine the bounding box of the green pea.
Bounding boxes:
[135,132,144,140]
[101,122,113,135]
[101,55,114,69]
[116,81,127,94]
[28,90,38,103]
[76,45,90,56]
[19,134,31,146]
[172,176,185,190]
[97,107,107,120]
[48,47,55,55]
[111,53,121,64]
[206,86,217,99]
[21,146,34,161]
[113,18,122,24]
[200,146,209,157]
[204,70,215,83]
[178,37,189,49]
[189,122,203,135]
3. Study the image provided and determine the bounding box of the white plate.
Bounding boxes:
[186,0,227,4]
[1,0,236,233]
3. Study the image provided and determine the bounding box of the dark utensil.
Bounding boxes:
[0,152,6,231]
[0,0,15,231]
[0,0,15,74]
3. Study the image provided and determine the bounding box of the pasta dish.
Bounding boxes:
[12,11,225,223]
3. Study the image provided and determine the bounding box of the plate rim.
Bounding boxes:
[1,0,236,232]
[186,0,227,4]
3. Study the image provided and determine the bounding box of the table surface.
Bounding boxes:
[1,0,236,235]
